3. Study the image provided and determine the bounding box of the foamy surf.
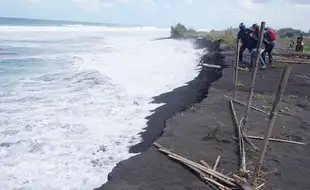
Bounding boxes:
[0,26,200,190]
[0,25,170,32]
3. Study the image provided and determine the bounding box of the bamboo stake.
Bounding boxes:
[251,64,292,184]
[213,156,221,171]
[229,101,247,176]
[233,39,240,99]
[256,183,265,189]
[246,135,305,145]
[224,95,269,115]
[241,21,266,131]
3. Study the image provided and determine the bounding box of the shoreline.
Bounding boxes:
[95,37,227,189]
[130,39,223,153]
[96,33,310,189]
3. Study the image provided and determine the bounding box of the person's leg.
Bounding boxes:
[268,42,275,64]
[239,44,246,62]
[261,48,267,64]
[260,54,267,69]
[250,49,255,67]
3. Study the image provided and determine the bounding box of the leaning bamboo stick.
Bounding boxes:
[256,183,265,189]
[245,135,306,145]
[233,39,240,99]
[252,64,292,184]
[224,95,269,115]
[213,156,221,171]
[241,21,266,132]
[229,101,247,177]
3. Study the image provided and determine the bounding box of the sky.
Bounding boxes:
[0,0,310,30]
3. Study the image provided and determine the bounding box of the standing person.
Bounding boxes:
[295,34,304,52]
[261,27,277,64]
[249,24,267,69]
[237,22,254,63]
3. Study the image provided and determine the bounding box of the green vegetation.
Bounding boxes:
[237,66,249,71]
[253,93,262,100]
[276,28,310,38]
[236,81,246,88]
[279,106,291,113]
[170,23,237,48]
[170,23,209,39]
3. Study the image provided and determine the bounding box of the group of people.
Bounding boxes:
[237,22,277,69]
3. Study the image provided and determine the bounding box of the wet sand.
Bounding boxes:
[96,45,310,190]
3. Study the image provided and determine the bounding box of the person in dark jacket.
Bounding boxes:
[249,24,267,69]
[237,22,254,63]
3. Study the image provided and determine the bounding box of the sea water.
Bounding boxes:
[0,20,201,190]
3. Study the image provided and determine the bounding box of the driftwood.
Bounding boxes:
[224,95,269,115]
[153,142,238,187]
[246,135,306,145]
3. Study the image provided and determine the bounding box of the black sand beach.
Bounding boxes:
[96,40,310,190]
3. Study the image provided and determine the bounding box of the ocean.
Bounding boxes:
[0,18,201,190]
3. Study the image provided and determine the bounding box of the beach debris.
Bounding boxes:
[245,135,306,145]
[224,95,269,115]
[153,142,258,190]
[203,63,221,68]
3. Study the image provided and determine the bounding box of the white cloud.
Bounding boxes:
[184,0,193,4]
[164,4,171,9]
[294,3,310,8]
[142,0,154,4]
[27,0,40,2]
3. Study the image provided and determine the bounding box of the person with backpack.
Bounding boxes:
[261,27,277,64]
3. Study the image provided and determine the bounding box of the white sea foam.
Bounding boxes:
[0,26,201,190]
[0,25,170,32]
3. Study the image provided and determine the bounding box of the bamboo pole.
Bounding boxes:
[246,135,305,145]
[224,95,269,115]
[213,156,221,171]
[229,101,246,176]
[241,21,266,131]
[251,64,291,184]
[233,39,240,99]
